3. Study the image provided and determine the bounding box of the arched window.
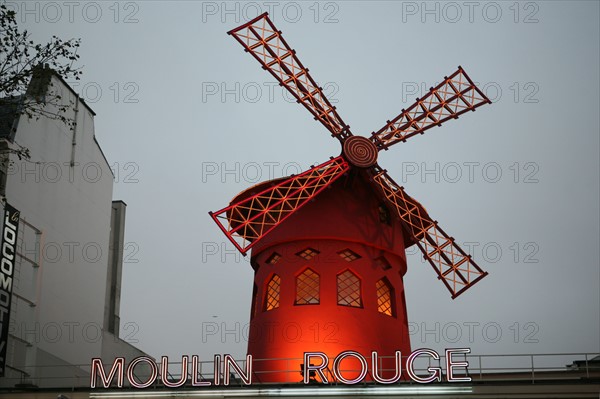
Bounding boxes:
[295,268,320,305]
[337,270,362,307]
[264,274,281,311]
[376,278,395,317]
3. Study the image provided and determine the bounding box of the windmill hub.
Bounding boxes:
[342,136,378,168]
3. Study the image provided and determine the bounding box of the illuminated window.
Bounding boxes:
[266,252,282,265]
[264,274,281,311]
[295,268,320,305]
[374,255,392,270]
[296,247,319,261]
[337,270,362,307]
[376,278,395,317]
[338,249,361,262]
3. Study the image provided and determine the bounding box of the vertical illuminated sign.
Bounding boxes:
[0,203,20,377]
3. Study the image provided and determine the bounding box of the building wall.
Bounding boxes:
[0,72,149,388]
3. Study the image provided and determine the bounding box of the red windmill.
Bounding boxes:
[209,13,491,383]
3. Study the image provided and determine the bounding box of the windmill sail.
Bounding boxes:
[228,13,351,141]
[370,169,488,298]
[370,67,491,150]
[210,157,349,254]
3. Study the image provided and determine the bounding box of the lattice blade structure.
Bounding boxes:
[371,170,488,298]
[210,157,350,255]
[370,67,491,150]
[228,13,351,141]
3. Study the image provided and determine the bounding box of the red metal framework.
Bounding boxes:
[228,13,351,140]
[209,157,349,254]
[212,13,493,298]
[370,67,491,150]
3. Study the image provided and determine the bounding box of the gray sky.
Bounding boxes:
[14,1,600,364]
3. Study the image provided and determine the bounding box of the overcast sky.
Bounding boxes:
[12,0,600,366]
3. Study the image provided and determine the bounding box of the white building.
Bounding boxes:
[0,67,148,388]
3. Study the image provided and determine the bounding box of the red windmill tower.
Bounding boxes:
[210,13,491,383]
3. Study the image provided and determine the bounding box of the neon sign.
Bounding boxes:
[91,348,472,388]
